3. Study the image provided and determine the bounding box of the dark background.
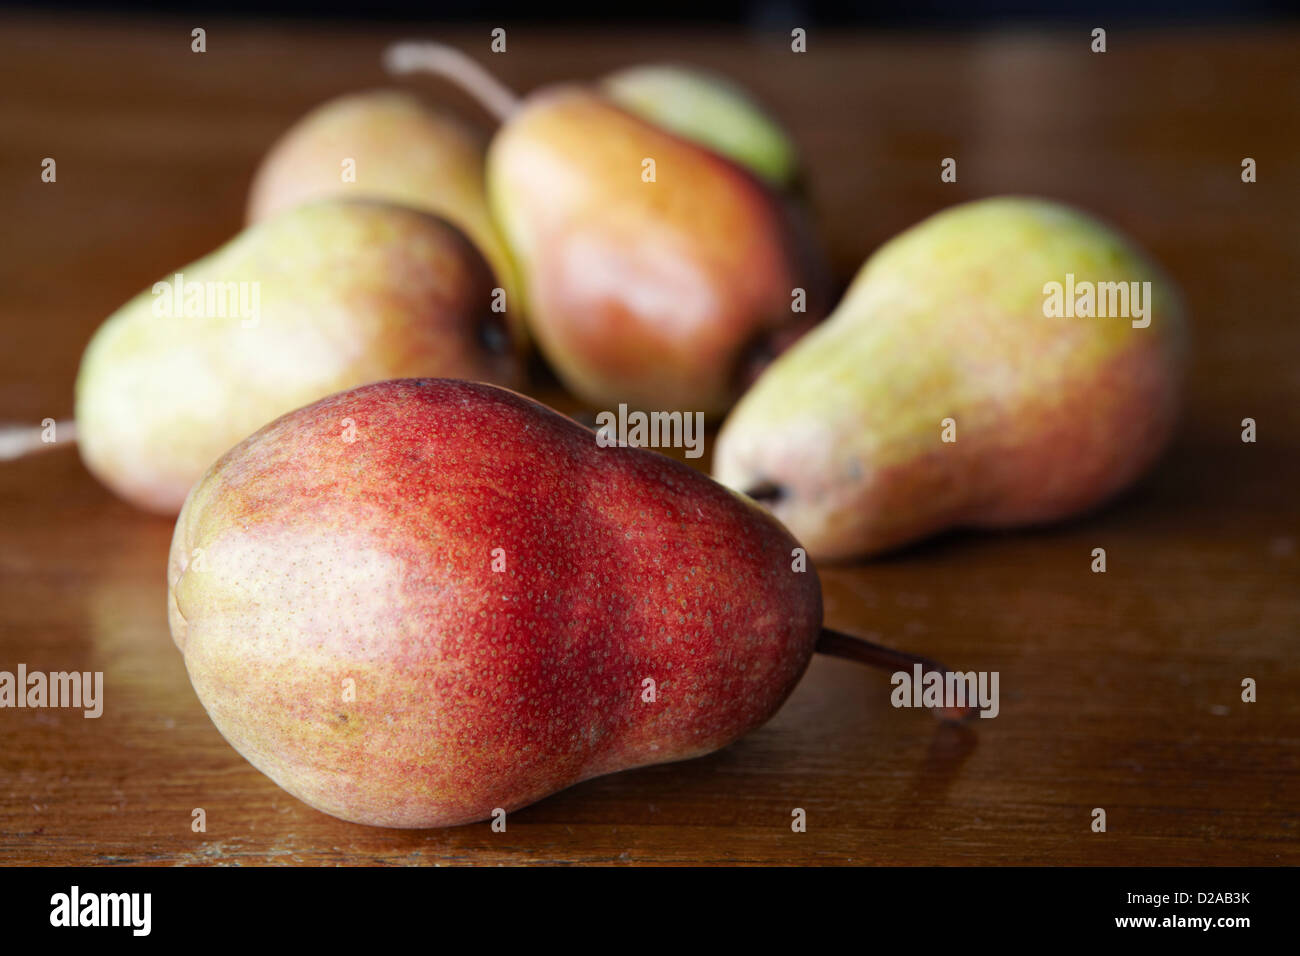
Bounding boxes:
[5,0,1298,25]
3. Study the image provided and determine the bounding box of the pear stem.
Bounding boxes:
[383,41,522,124]
[816,626,977,723]
[0,420,77,461]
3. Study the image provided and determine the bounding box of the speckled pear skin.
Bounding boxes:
[601,64,797,187]
[246,90,522,338]
[167,379,822,828]
[714,197,1188,561]
[76,201,521,515]
[488,86,826,416]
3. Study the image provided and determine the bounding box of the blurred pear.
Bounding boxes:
[246,90,522,339]
[488,86,826,415]
[77,200,521,514]
[714,197,1188,560]
[601,64,798,187]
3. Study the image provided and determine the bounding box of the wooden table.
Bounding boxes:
[1,14,1296,866]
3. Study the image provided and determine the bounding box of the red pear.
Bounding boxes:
[167,379,825,827]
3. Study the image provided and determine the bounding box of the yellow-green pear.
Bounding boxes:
[714,197,1188,560]
[601,64,798,187]
[76,200,521,515]
[246,90,521,337]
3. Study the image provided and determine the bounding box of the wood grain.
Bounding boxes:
[1,14,1297,865]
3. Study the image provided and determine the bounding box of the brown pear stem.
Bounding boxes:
[0,420,77,461]
[383,41,521,124]
[816,626,977,723]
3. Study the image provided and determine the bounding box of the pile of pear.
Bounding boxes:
[77,63,826,513]
[65,52,1187,828]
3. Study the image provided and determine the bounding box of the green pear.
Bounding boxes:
[601,64,798,187]
[714,197,1188,560]
[246,90,522,338]
[76,200,521,515]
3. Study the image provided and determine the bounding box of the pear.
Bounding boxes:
[601,64,798,187]
[76,200,521,515]
[246,90,521,335]
[488,87,826,414]
[714,197,1188,560]
[385,43,829,416]
[167,379,825,828]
